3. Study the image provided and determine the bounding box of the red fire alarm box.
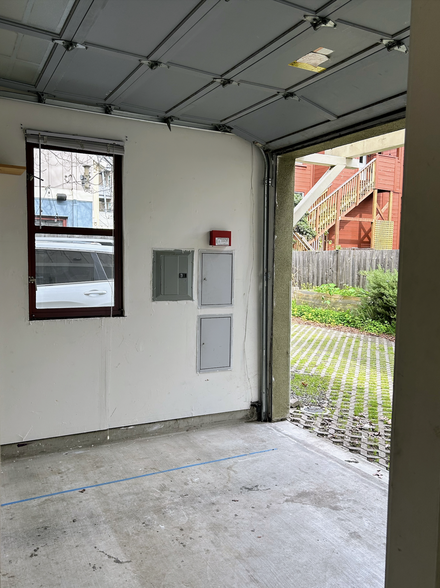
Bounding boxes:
[210,230,231,246]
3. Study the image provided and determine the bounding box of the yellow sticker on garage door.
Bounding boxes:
[289,47,333,72]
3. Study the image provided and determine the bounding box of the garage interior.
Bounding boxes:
[0,0,439,586]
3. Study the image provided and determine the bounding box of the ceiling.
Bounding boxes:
[0,0,411,153]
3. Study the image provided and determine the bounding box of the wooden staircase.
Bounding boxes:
[299,158,377,251]
[292,230,313,251]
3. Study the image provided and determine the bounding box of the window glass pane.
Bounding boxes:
[35,235,114,309]
[97,252,114,280]
[33,148,114,230]
[36,249,96,284]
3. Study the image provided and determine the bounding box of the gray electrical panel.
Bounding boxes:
[199,252,233,306]
[153,250,194,301]
[198,315,232,372]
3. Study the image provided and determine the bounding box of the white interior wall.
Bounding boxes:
[0,99,262,444]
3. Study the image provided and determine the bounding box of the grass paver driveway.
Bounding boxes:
[290,321,394,468]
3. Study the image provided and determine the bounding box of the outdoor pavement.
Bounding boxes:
[290,321,394,468]
[1,421,388,587]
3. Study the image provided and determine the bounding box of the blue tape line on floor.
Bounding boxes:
[1,448,277,507]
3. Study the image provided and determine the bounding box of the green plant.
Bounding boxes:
[359,267,398,327]
[293,192,316,241]
[300,282,314,291]
[311,283,366,297]
[291,301,395,335]
[291,373,331,406]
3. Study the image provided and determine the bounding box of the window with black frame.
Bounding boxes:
[26,131,124,319]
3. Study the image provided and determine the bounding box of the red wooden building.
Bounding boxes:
[294,148,404,250]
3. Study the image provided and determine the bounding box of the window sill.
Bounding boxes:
[29,308,125,321]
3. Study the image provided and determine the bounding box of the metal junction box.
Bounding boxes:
[199,251,233,307]
[198,315,232,372]
[153,250,194,301]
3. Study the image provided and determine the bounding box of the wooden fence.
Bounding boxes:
[292,249,399,289]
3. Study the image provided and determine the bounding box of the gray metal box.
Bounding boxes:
[153,250,194,301]
[199,251,233,306]
[198,315,232,372]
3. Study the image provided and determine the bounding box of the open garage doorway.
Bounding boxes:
[288,130,404,470]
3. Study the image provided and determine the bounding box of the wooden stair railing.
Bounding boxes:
[306,159,376,249]
[293,230,313,251]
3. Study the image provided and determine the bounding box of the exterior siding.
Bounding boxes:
[295,147,405,249]
[327,195,373,249]
[312,164,329,185]
[376,154,397,191]
[326,192,402,250]
[393,190,402,249]
[294,163,358,195]
[294,163,313,194]
[394,147,404,193]
[329,167,357,192]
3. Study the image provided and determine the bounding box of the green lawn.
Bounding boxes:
[290,322,394,468]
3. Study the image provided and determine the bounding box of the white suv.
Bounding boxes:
[35,237,114,309]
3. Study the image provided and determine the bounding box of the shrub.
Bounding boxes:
[293,192,316,241]
[359,267,398,327]
[311,283,366,297]
[291,302,395,335]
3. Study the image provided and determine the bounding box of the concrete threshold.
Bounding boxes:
[1,421,388,587]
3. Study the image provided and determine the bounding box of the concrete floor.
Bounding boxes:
[1,421,388,587]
